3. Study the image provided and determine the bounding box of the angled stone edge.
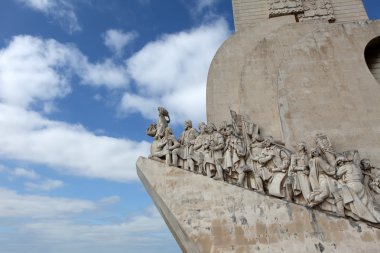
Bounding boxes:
[136,156,380,253]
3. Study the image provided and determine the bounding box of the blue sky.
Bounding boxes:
[0,1,378,253]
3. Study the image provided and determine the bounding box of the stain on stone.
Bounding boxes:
[240,216,248,225]
[360,231,374,242]
[318,242,325,252]
[314,242,325,252]
[285,202,293,221]
[348,219,362,233]
[231,215,237,224]
[308,209,326,240]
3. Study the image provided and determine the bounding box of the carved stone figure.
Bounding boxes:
[308,148,344,216]
[150,127,180,165]
[207,123,225,180]
[223,124,247,186]
[155,107,170,140]
[251,137,290,196]
[286,142,311,203]
[336,156,380,223]
[315,132,336,166]
[361,159,380,196]
[172,120,198,171]
[192,122,208,175]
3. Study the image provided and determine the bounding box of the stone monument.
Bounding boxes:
[137,1,380,252]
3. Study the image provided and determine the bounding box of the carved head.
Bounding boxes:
[335,155,348,167]
[198,122,206,134]
[164,127,173,136]
[207,123,216,134]
[360,159,371,170]
[263,137,273,148]
[225,124,234,136]
[310,148,321,158]
[297,142,307,152]
[184,120,192,130]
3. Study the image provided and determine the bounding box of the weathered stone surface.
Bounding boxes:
[232,0,367,31]
[137,157,380,253]
[207,19,380,164]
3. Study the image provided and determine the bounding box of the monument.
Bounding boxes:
[137,1,380,252]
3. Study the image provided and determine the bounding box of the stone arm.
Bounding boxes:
[157,139,168,149]
[193,141,202,151]
[258,154,274,165]
[289,154,297,172]
[336,166,347,179]
[278,150,290,171]
[212,134,225,151]
[223,138,231,153]
[234,138,246,157]
[168,136,181,151]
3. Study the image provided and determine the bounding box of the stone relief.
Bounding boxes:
[298,0,335,22]
[268,0,335,22]
[268,0,304,17]
[146,107,380,226]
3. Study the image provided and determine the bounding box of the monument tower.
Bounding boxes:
[138,1,380,252]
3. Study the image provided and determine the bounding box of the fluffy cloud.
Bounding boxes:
[0,104,150,182]
[0,35,129,110]
[25,179,64,191]
[121,18,230,125]
[0,187,96,218]
[104,29,138,56]
[195,0,221,12]
[18,0,81,33]
[12,167,40,180]
[0,188,176,253]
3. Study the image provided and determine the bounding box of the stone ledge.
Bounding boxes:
[137,156,380,253]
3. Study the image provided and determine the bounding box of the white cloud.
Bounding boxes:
[99,196,120,205]
[104,29,138,56]
[0,188,176,253]
[18,0,81,33]
[0,187,96,218]
[0,35,72,108]
[25,179,64,191]
[195,0,220,12]
[12,167,40,180]
[0,35,129,110]
[18,205,170,245]
[0,104,150,182]
[121,18,230,125]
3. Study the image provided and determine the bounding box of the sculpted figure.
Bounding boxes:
[336,156,380,223]
[308,148,344,216]
[315,133,336,166]
[223,124,247,186]
[207,123,225,180]
[286,142,311,203]
[361,159,380,196]
[150,127,180,165]
[155,107,170,140]
[192,122,208,175]
[251,137,290,194]
[172,120,198,170]
[201,139,214,177]
[246,133,265,190]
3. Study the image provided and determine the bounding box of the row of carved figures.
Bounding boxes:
[146,107,380,226]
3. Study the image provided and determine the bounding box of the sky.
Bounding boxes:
[0,1,379,253]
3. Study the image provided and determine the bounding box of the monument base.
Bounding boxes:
[137,157,380,253]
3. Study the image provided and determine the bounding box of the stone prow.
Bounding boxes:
[137,156,380,253]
